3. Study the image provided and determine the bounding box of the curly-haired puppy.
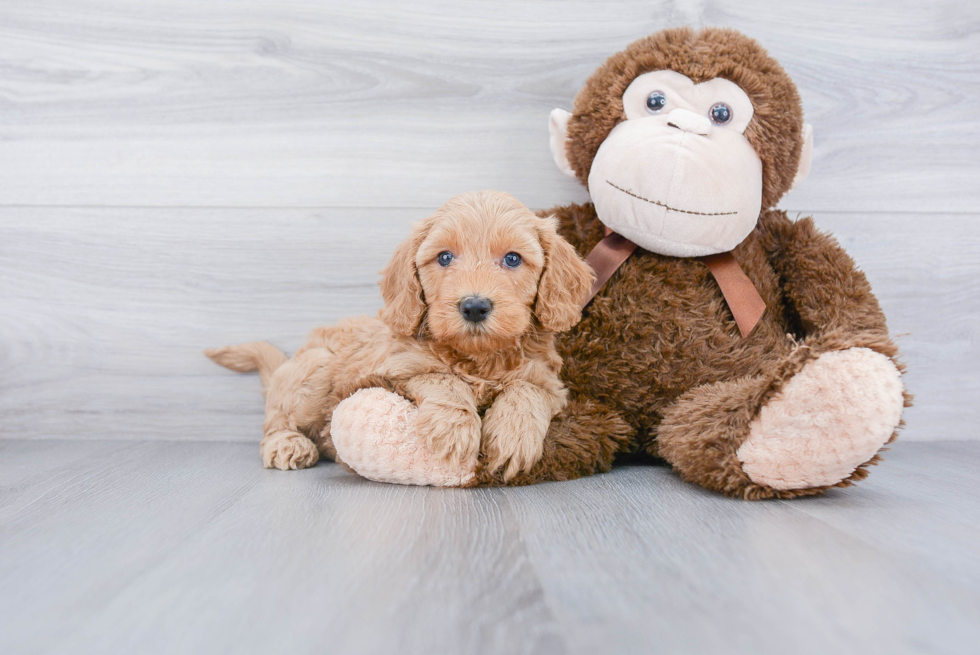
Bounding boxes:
[207,190,595,480]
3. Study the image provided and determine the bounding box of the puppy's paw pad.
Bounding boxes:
[487,442,544,481]
[420,412,481,470]
[483,423,546,482]
[262,432,319,470]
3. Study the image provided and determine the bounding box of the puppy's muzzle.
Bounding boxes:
[459,296,493,323]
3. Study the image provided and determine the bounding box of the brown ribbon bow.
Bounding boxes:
[583,229,766,338]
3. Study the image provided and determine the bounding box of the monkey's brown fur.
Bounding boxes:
[472,28,910,498]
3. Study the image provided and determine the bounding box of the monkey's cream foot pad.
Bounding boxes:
[332,387,477,486]
[737,348,905,490]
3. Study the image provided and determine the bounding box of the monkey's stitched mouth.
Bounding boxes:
[606,181,737,217]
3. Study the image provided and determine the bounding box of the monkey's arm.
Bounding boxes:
[758,210,898,357]
[334,368,481,470]
[330,386,633,487]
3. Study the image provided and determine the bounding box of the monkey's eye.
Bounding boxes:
[437,251,454,267]
[709,103,733,125]
[645,91,667,114]
[502,252,522,268]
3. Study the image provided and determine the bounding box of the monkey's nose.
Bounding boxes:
[459,296,493,323]
[666,108,712,136]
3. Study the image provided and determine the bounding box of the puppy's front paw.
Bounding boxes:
[261,431,319,470]
[482,410,548,482]
[416,405,481,471]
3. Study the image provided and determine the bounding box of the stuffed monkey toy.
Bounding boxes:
[331,27,910,499]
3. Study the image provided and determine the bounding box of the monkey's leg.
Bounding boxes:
[656,345,904,500]
[331,389,632,487]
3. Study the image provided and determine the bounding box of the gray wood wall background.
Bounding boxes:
[1,0,977,444]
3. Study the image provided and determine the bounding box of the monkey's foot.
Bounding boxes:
[331,388,477,487]
[737,348,904,490]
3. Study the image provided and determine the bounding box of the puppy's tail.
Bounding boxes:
[205,342,288,393]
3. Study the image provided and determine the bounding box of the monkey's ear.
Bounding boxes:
[549,108,577,178]
[379,222,428,336]
[535,216,596,332]
[789,123,814,191]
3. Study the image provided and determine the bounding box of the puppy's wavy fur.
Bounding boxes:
[207,190,595,480]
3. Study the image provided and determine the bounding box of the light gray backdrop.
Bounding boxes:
[1,0,977,443]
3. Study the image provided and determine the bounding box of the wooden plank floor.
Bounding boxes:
[1,440,978,655]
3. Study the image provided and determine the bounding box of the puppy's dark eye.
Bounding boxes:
[437,251,454,267]
[502,252,522,268]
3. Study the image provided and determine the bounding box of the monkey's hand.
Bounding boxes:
[482,381,557,481]
[331,387,478,487]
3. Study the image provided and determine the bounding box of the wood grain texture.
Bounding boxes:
[1,440,978,655]
[0,207,411,441]
[1,207,975,442]
[0,440,563,655]
[506,447,980,655]
[0,0,977,211]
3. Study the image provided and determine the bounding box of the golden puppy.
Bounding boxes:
[206,190,594,480]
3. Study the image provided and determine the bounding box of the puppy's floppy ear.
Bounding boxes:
[534,216,596,332]
[379,219,430,336]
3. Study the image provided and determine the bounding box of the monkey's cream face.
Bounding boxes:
[562,70,765,257]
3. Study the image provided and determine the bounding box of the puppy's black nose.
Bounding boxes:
[459,296,493,323]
